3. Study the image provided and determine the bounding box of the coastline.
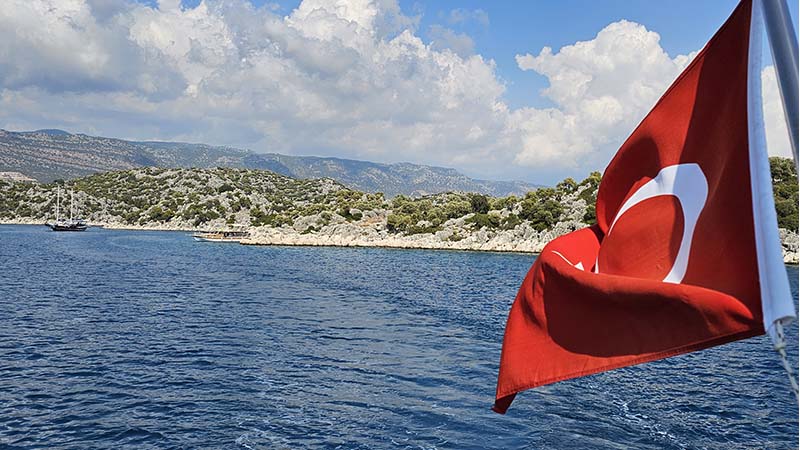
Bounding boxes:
[240,225,546,254]
[4,218,798,263]
[0,218,546,254]
[2,218,199,232]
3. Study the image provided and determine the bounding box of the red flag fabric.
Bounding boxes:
[494,0,795,414]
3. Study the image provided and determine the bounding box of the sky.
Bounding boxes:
[0,0,797,185]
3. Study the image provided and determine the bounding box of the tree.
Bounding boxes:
[147,206,175,223]
[556,177,578,196]
[386,213,412,232]
[519,188,563,231]
[443,199,472,219]
[770,157,798,230]
[583,204,596,225]
[770,157,797,184]
[490,195,517,211]
[466,212,501,229]
[577,171,602,204]
[530,199,563,231]
[469,194,490,214]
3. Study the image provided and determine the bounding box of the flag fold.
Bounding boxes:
[494,0,796,414]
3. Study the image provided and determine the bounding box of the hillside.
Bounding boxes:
[0,129,539,197]
[0,167,598,252]
[0,167,348,229]
[0,166,583,231]
[1,165,796,262]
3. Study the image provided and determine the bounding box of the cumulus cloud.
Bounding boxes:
[0,1,790,184]
[761,65,793,158]
[0,0,508,172]
[445,8,489,27]
[512,20,699,168]
[427,24,474,57]
[0,0,183,97]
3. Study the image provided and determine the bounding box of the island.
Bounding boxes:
[1,159,797,263]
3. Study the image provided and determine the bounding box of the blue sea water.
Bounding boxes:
[0,224,797,449]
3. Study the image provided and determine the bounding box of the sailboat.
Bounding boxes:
[45,188,88,232]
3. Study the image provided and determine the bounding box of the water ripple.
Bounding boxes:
[0,225,796,449]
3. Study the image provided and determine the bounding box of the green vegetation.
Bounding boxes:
[578,171,602,224]
[382,172,598,234]
[0,168,355,228]
[0,160,796,236]
[771,157,798,230]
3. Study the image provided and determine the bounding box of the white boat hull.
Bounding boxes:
[192,234,248,243]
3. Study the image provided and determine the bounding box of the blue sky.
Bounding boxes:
[412,0,797,110]
[176,0,799,110]
[4,0,797,184]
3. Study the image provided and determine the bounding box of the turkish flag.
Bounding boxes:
[493,0,795,414]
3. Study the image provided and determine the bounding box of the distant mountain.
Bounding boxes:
[0,129,540,197]
[34,129,72,136]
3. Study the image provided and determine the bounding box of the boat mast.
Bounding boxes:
[56,187,60,222]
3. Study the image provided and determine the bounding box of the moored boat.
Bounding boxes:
[45,188,88,232]
[193,226,250,242]
[47,220,89,232]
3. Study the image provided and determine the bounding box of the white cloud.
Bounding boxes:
[446,8,489,27]
[761,65,793,158]
[0,0,507,173]
[0,1,790,185]
[427,25,474,57]
[512,20,697,168]
[511,22,790,171]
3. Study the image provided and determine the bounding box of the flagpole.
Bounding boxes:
[761,0,799,169]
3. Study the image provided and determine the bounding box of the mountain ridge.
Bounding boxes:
[0,129,541,197]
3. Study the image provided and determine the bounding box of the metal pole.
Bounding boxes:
[761,0,799,169]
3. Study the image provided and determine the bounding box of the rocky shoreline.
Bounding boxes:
[3,166,796,263]
[239,216,583,254]
[5,217,798,264]
[242,220,800,264]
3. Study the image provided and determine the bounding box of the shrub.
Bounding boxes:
[16,204,32,217]
[448,231,465,242]
[443,199,472,219]
[406,223,441,235]
[583,204,596,225]
[466,212,501,229]
[122,210,140,224]
[147,206,175,223]
[770,157,798,230]
[490,195,517,211]
[339,208,362,221]
[501,214,521,230]
[387,213,412,232]
[469,194,490,214]
[520,193,563,231]
[250,207,268,226]
[556,177,578,196]
[192,210,219,226]
[519,192,540,220]
[578,172,602,204]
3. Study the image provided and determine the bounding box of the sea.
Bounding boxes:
[0,224,797,449]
